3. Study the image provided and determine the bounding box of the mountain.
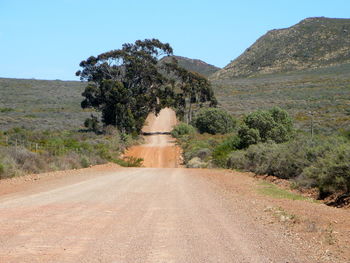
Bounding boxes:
[212,17,350,79]
[160,56,220,77]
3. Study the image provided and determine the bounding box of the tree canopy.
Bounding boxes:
[193,107,236,135]
[76,39,217,133]
[238,107,294,148]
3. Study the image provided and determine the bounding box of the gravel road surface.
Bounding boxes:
[0,108,349,262]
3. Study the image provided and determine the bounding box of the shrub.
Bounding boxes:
[227,135,348,180]
[237,124,260,148]
[193,108,237,135]
[84,115,100,133]
[0,126,140,179]
[226,150,247,170]
[238,107,293,148]
[195,148,212,161]
[212,135,241,167]
[176,132,228,165]
[228,142,280,175]
[302,143,350,196]
[80,156,90,168]
[187,157,208,168]
[183,140,213,163]
[171,123,196,138]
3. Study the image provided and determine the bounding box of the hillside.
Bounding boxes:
[0,78,89,130]
[212,17,350,79]
[160,55,220,77]
[212,63,350,134]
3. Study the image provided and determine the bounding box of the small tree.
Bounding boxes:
[303,143,350,197]
[238,107,293,147]
[193,108,236,135]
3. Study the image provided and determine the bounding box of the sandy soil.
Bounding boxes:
[124,108,182,168]
[0,108,349,262]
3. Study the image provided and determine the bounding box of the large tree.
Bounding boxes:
[76,39,216,133]
[162,58,217,123]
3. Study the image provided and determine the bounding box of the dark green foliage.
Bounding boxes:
[163,59,217,123]
[212,135,240,167]
[193,108,236,135]
[227,135,350,196]
[238,107,293,147]
[302,144,350,196]
[237,124,260,148]
[84,115,100,133]
[77,39,173,133]
[171,123,196,138]
[77,39,217,133]
[0,108,14,113]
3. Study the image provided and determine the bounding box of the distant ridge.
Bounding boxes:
[160,55,220,77]
[212,17,350,79]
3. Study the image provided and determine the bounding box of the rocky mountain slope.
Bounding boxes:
[160,56,220,77]
[212,17,350,79]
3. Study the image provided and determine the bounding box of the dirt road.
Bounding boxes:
[124,108,181,168]
[0,109,349,262]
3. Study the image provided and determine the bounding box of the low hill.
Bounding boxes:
[212,17,350,79]
[0,78,89,130]
[2,60,349,134]
[160,56,220,77]
[212,63,350,134]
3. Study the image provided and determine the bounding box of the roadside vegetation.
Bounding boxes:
[0,126,142,179]
[173,106,350,204]
[0,38,217,179]
[0,78,88,131]
[211,63,350,134]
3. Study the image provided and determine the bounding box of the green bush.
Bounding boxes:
[212,135,240,167]
[176,132,228,165]
[193,108,237,135]
[80,156,90,168]
[238,107,293,148]
[171,123,196,138]
[0,126,140,179]
[302,143,350,196]
[228,135,347,180]
[84,115,100,133]
[237,124,260,148]
[0,107,14,113]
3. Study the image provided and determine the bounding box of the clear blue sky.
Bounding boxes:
[1,0,349,80]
